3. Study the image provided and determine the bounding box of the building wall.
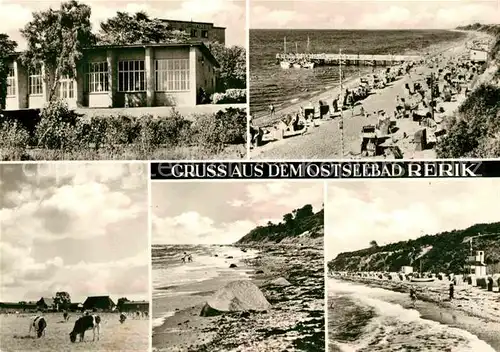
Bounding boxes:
[5,45,217,110]
[211,27,226,44]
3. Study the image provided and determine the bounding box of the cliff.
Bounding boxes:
[328,222,500,274]
[236,204,324,245]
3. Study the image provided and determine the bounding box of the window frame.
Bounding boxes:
[6,65,16,97]
[29,68,43,96]
[154,58,190,92]
[86,62,109,93]
[118,60,146,93]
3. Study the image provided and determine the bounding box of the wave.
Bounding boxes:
[152,311,175,328]
[329,279,496,352]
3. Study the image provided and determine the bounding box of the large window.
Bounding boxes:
[6,66,15,96]
[118,60,145,92]
[59,76,75,99]
[155,59,190,92]
[86,62,109,92]
[29,69,43,95]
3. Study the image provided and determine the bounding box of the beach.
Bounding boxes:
[328,277,500,351]
[152,243,325,351]
[250,30,492,159]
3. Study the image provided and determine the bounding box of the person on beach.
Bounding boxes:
[449,283,454,300]
[410,287,417,307]
[269,104,275,119]
[181,252,187,263]
[187,254,193,262]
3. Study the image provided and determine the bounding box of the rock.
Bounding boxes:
[240,311,250,319]
[200,280,271,317]
[227,256,234,259]
[229,264,237,268]
[269,277,292,286]
[214,254,218,257]
[255,270,264,274]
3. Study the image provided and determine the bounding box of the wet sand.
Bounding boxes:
[153,244,325,352]
[250,30,492,160]
[330,276,500,351]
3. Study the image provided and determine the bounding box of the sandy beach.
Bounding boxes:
[329,276,500,351]
[152,244,325,352]
[250,30,492,159]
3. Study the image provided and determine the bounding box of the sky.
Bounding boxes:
[152,181,324,245]
[250,0,500,29]
[0,163,149,303]
[326,179,500,260]
[0,0,246,49]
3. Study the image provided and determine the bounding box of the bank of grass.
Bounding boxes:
[0,101,247,160]
[436,24,500,158]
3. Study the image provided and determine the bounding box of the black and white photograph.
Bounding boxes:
[326,180,500,351]
[151,181,325,351]
[0,162,150,351]
[0,0,247,161]
[249,0,500,159]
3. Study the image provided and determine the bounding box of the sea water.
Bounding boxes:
[328,279,496,351]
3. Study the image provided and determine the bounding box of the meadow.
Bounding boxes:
[0,312,148,352]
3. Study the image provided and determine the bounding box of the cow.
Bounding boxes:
[69,314,101,342]
[119,313,126,324]
[29,316,47,338]
[63,312,70,321]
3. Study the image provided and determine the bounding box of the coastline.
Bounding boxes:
[251,30,468,125]
[250,30,491,159]
[329,276,500,351]
[152,244,325,352]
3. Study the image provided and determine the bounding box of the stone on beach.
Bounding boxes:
[200,280,271,317]
[269,277,292,286]
[229,263,238,268]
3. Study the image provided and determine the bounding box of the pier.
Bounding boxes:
[276,53,423,66]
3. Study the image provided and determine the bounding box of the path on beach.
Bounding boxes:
[250,32,486,160]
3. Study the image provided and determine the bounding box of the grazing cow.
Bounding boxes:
[69,314,101,342]
[119,313,126,324]
[29,316,47,338]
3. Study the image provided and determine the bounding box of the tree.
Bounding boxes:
[98,12,190,45]
[20,0,95,101]
[0,33,17,109]
[54,291,71,311]
[117,297,129,311]
[370,240,379,248]
[294,204,314,220]
[207,42,246,90]
[283,213,294,226]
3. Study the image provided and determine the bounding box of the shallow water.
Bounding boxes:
[249,29,465,117]
[328,279,497,352]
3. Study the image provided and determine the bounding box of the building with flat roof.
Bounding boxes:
[162,19,226,44]
[4,41,219,110]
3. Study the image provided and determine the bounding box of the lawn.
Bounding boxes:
[0,313,149,352]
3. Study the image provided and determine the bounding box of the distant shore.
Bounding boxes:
[250,30,491,159]
[329,276,500,351]
[153,244,324,352]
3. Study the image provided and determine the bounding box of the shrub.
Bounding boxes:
[0,120,31,160]
[211,89,247,104]
[436,84,500,158]
[192,108,246,152]
[35,99,82,151]
[139,109,193,148]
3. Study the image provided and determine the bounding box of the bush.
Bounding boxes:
[35,99,82,151]
[192,108,246,152]
[211,89,247,104]
[0,120,31,160]
[436,84,500,158]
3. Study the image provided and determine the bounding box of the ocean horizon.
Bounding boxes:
[249,29,465,118]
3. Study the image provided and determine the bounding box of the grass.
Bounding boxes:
[0,312,148,352]
[0,102,248,161]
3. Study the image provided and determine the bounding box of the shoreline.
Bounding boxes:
[251,30,468,125]
[250,30,491,159]
[152,243,325,351]
[329,276,500,351]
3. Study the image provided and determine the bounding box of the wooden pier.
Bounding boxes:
[276,53,423,66]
